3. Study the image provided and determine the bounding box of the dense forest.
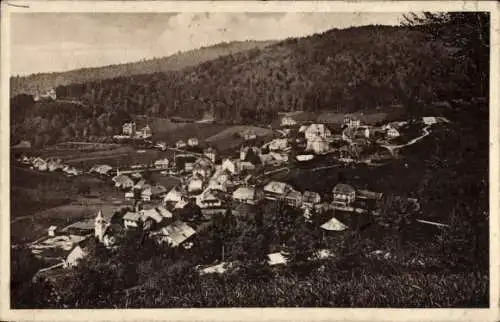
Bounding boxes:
[10,40,276,96]
[11,12,490,307]
[11,24,464,147]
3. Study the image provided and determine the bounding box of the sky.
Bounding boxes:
[10,12,404,76]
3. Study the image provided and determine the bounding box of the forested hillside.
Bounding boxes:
[12,25,463,147]
[10,40,276,96]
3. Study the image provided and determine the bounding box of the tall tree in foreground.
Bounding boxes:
[402,12,490,98]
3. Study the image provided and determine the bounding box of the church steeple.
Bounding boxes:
[95,210,108,242]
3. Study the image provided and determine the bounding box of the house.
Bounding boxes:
[90,164,113,176]
[155,141,167,151]
[267,252,288,266]
[268,152,289,164]
[269,138,288,151]
[302,191,321,208]
[304,124,332,141]
[306,136,330,155]
[174,196,189,209]
[321,216,348,231]
[175,140,187,149]
[163,187,183,204]
[187,137,199,147]
[284,190,302,208]
[47,160,63,172]
[386,127,400,138]
[123,122,136,136]
[203,147,218,163]
[63,166,80,176]
[422,116,438,125]
[237,161,256,172]
[136,125,152,139]
[332,183,356,208]
[281,116,297,127]
[188,176,204,194]
[192,158,213,179]
[113,174,134,189]
[344,115,361,128]
[263,181,293,200]
[64,244,88,268]
[125,191,135,200]
[196,190,223,209]
[32,158,48,171]
[155,205,173,219]
[154,220,196,247]
[48,225,58,237]
[123,212,142,229]
[221,158,237,175]
[240,130,257,141]
[134,179,146,191]
[154,158,169,169]
[34,88,57,102]
[141,185,152,201]
[140,208,164,227]
[232,186,257,204]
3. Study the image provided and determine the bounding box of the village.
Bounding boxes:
[15,113,449,277]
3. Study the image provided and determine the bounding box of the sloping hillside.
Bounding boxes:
[11,25,461,147]
[10,40,276,96]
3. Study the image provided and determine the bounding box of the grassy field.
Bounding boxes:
[11,167,127,244]
[134,116,229,145]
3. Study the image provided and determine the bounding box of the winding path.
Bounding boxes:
[381,125,431,155]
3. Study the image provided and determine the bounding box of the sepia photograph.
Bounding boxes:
[2,1,499,319]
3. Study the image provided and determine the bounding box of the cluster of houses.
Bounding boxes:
[34,88,57,102]
[18,156,82,176]
[277,113,405,163]
[26,112,438,279]
[113,122,153,140]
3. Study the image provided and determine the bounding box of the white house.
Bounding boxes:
[154,158,169,169]
[232,186,257,204]
[344,115,361,128]
[281,116,297,127]
[123,212,142,229]
[203,147,218,163]
[141,185,152,201]
[387,127,400,138]
[304,124,332,141]
[221,158,237,175]
[176,140,187,149]
[48,225,58,237]
[187,137,199,147]
[64,245,88,268]
[125,191,135,199]
[163,187,183,204]
[196,190,223,209]
[113,174,134,189]
[188,177,204,193]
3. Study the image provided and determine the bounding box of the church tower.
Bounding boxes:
[94,210,108,243]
